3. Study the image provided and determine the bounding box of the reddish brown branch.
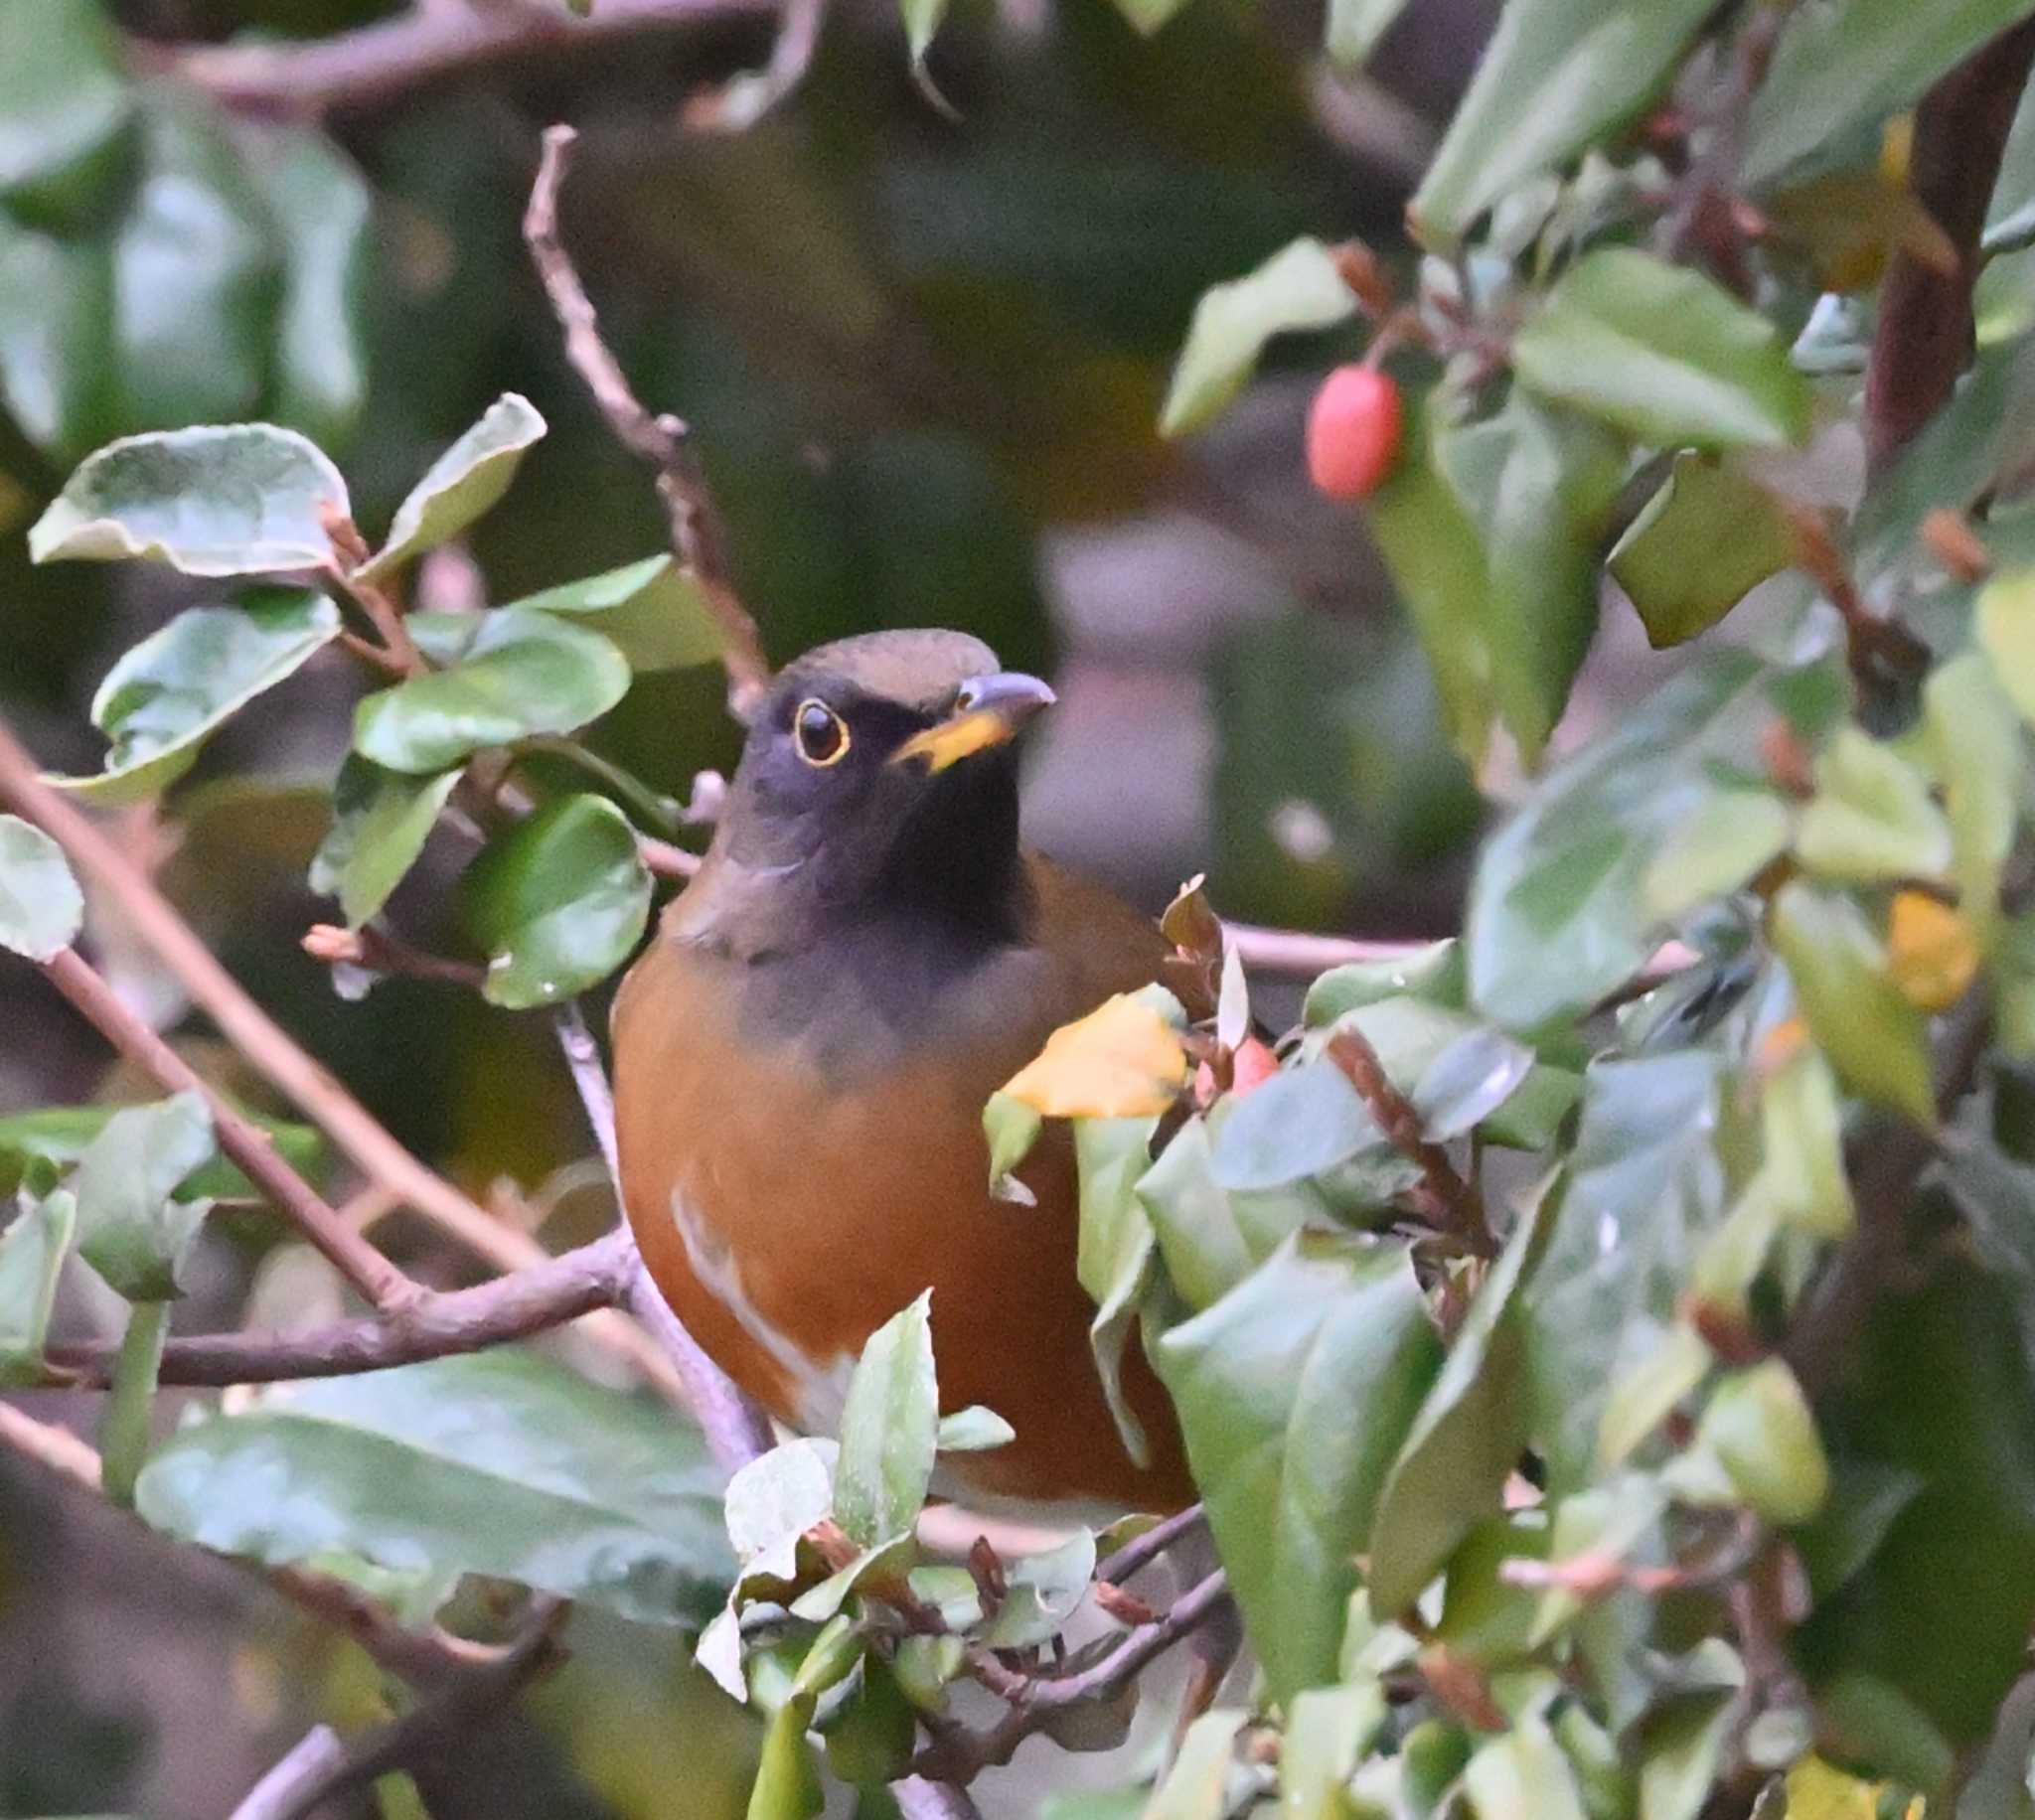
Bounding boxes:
[1326,1028,1494,1257]
[524,124,773,721]
[1864,18,2035,476]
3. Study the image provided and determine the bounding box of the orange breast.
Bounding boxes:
[611,924,1192,1516]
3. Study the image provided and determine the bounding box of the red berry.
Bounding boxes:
[1306,364,1402,501]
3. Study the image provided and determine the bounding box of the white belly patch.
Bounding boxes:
[667,1185,856,1434]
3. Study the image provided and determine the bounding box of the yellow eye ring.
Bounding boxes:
[793,697,851,767]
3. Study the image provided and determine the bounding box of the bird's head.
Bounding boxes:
[702,630,1055,939]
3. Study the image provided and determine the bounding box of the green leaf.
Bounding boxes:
[1074,1117,1162,1468]
[0,0,132,220]
[1326,0,1413,66]
[1368,1189,1548,1618]
[1745,0,2035,191]
[977,1528,1098,1648]
[356,393,548,581]
[0,1102,320,1203]
[0,815,83,961]
[1409,0,1718,243]
[1511,249,1812,451]
[1762,1049,1854,1242]
[99,1297,170,1509]
[505,555,724,673]
[1637,1693,1738,1820]
[1609,453,1800,647]
[1435,392,1628,764]
[983,1090,1044,1204]
[1414,1027,1535,1141]
[30,425,349,575]
[73,1092,216,1302]
[1680,1359,1828,1527]
[1283,1683,1386,1817]
[1157,1234,1441,1702]
[1642,791,1793,921]
[1146,1710,1247,1820]
[1106,0,1195,37]
[1304,939,1465,1025]
[308,758,461,930]
[747,1699,824,1820]
[1468,648,1842,1029]
[1159,238,1358,438]
[247,125,371,450]
[1977,566,2035,729]
[1771,882,1935,1126]
[821,1655,915,1788]
[834,1289,938,1550]
[0,1186,76,1385]
[1597,1322,1711,1472]
[1212,1061,1382,1191]
[50,593,341,807]
[1462,1714,1589,1820]
[0,216,112,461]
[1363,393,1501,766]
[901,0,947,74]
[135,1349,731,1624]
[1526,1053,1727,1493]
[1923,652,2020,944]
[353,608,630,775]
[464,794,652,1009]
[1796,728,1953,884]
[110,96,273,432]
[936,1407,1016,1452]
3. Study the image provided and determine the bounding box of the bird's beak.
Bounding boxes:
[890,672,1057,773]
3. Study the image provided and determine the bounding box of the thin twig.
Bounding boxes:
[42,947,415,1310]
[1222,924,1432,977]
[682,0,826,131]
[160,0,775,116]
[1325,1028,1494,1258]
[524,124,772,721]
[302,922,487,988]
[917,1571,1232,1782]
[552,1002,622,1182]
[1093,1501,1207,1589]
[229,1598,570,1820]
[46,1229,638,1389]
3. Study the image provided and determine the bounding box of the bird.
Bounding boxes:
[611,628,1195,1518]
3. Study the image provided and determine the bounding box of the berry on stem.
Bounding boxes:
[1307,364,1402,501]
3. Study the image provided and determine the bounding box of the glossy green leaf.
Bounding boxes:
[1304,939,1465,1026]
[0,0,132,219]
[1157,1235,1441,1700]
[834,1289,938,1550]
[1414,1027,1535,1140]
[1637,1693,1738,1820]
[0,815,83,961]
[1212,1061,1382,1191]
[1682,1359,1828,1527]
[73,1091,216,1302]
[110,96,273,432]
[100,1297,170,1509]
[309,757,460,929]
[1326,0,1413,66]
[936,1406,1016,1452]
[30,425,350,576]
[1331,995,1575,1149]
[1363,393,1501,766]
[1409,0,1718,243]
[1745,0,2035,191]
[1139,1115,1259,1310]
[136,1348,730,1624]
[1512,249,1811,451]
[1771,882,1935,1126]
[1526,1053,1727,1493]
[465,793,652,1009]
[353,608,630,775]
[1074,1116,1161,1468]
[1463,1714,1589,1820]
[1923,652,2020,944]
[1468,648,1842,1029]
[1434,392,1627,763]
[1147,1710,1248,1820]
[0,1186,77,1385]
[1159,238,1358,438]
[1368,1190,1547,1617]
[357,393,547,581]
[50,593,340,808]
[0,1102,320,1204]
[1796,728,1953,884]
[506,555,724,673]
[0,216,111,461]
[247,124,371,450]
[1642,791,1793,921]
[1608,453,1799,647]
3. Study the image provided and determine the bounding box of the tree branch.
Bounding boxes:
[158,0,776,117]
[525,124,773,721]
[1864,18,2035,476]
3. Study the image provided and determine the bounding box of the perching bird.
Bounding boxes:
[612,630,1193,1517]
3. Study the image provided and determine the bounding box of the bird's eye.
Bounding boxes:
[793,697,851,767]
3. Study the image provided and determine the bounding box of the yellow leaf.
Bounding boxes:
[1786,1756,1901,1820]
[1000,993,1189,1119]
[1887,891,1979,1012]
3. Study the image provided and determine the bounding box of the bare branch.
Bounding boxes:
[1094,1501,1207,1589]
[228,1728,349,1820]
[683,0,826,131]
[160,0,776,117]
[524,123,773,721]
[1222,923,1432,977]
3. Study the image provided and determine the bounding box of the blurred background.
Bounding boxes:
[0,0,1518,1810]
